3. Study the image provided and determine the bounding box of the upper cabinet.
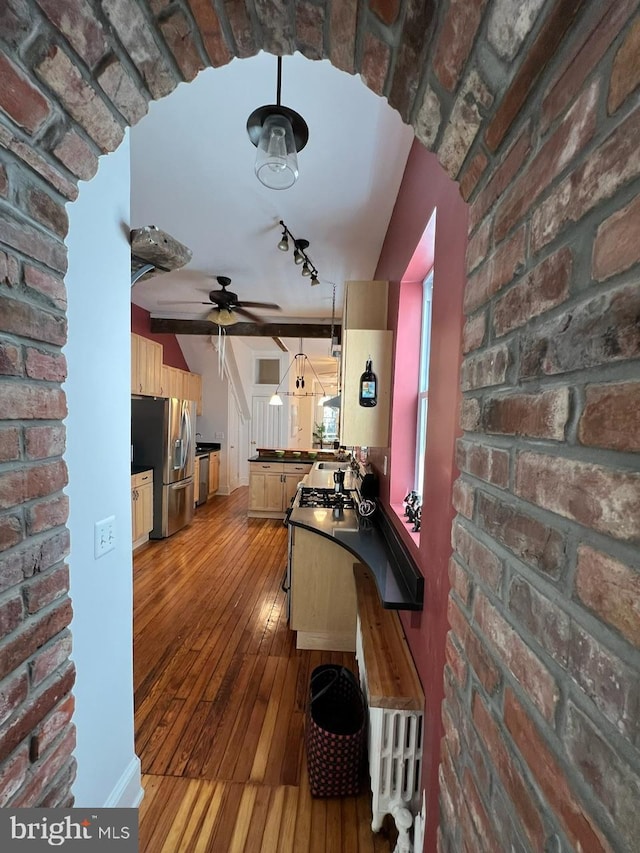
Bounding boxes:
[131,333,163,396]
[342,280,388,331]
[339,281,393,449]
[131,333,202,412]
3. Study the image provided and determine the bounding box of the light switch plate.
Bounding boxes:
[95,516,116,558]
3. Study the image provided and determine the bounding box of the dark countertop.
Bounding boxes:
[249,452,343,464]
[249,456,316,464]
[288,465,423,611]
[131,465,153,476]
[196,442,221,453]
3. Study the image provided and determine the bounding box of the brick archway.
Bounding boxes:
[2,3,640,852]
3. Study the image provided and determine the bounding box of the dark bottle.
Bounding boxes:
[359,359,377,407]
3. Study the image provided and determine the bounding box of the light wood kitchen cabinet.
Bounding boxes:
[194,456,200,506]
[342,280,388,331]
[186,371,203,414]
[131,334,202,408]
[161,365,185,400]
[131,334,163,396]
[340,329,393,448]
[208,451,220,497]
[248,461,312,517]
[289,525,358,651]
[161,364,202,411]
[339,280,393,448]
[131,469,153,550]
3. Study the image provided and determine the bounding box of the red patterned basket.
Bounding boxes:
[306,665,366,797]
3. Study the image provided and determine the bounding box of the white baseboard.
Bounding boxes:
[104,755,144,808]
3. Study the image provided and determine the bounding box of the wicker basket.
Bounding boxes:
[306,665,366,797]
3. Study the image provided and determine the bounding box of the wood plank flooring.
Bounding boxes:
[134,488,396,852]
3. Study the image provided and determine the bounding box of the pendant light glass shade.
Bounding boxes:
[269,393,283,406]
[207,308,237,326]
[255,114,299,190]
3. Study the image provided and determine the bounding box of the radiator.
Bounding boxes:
[356,616,424,846]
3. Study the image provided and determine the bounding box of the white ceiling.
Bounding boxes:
[129,50,414,358]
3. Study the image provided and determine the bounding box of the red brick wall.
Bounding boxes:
[0,2,637,849]
[439,2,640,852]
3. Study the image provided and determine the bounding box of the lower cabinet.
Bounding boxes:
[289,526,358,652]
[208,451,220,497]
[194,457,200,506]
[248,462,312,518]
[131,470,153,550]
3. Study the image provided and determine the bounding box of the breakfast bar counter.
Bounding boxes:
[288,463,423,611]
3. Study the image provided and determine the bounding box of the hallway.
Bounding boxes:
[134,489,394,851]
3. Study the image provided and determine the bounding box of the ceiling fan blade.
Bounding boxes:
[233,306,265,324]
[237,300,281,310]
[156,298,212,304]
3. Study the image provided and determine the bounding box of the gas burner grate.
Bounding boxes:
[298,487,356,509]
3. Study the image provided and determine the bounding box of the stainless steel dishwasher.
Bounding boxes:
[196,453,209,506]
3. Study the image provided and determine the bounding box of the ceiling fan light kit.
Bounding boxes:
[247,57,309,191]
[277,220,321,286]
[207,307,236,326]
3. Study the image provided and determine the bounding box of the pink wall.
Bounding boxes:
[373,140,468,849]
[131,303,190,370]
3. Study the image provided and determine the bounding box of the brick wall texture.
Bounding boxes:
[0,0,637,847]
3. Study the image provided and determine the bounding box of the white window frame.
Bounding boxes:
[415,271,434,496]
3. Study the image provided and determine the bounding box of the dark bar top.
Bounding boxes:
[288,464,423,611]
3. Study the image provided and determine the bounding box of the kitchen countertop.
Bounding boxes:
[196,442,220,455]
[288,464,423,611]
[131,465,153,476]
[248,453,341,464]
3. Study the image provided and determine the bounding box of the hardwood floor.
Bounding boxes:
[134,488,395,852]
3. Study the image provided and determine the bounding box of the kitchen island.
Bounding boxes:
[286,461,423,651]
[247,449,342,519]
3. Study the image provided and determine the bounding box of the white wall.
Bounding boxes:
[64,133,142,807]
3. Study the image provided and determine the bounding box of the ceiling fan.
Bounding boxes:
[159,276,281,326]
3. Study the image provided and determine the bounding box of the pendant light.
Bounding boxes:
[247,57,309,190]
[269,340,326,405]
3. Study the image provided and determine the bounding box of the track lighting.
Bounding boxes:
[277,228,289,251]
[246,57,309,190]
[276,220,321,286]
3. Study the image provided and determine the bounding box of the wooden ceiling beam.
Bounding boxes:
[150,319,341,338]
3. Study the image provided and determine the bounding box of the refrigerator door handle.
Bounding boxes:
[182,403,191,469]
[171,479,192,491]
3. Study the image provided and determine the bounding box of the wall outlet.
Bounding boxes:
[215,431,224,440]
[94,516,116,558]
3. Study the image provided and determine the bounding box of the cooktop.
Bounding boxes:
[298,487,356,510]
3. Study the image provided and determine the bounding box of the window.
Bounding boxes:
[255,358,280,384]
[415,272,433,496]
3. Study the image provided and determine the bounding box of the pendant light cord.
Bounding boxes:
[276,56,282,107]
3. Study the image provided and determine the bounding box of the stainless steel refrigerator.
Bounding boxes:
[131,397,196,538]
